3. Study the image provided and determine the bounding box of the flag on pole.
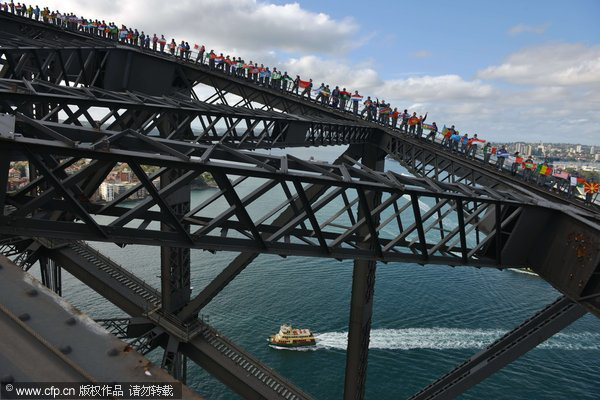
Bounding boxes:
[422,123,435,130]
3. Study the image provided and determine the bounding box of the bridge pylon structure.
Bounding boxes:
[0,11,599,400]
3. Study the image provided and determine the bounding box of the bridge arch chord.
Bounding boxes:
[0,115,532,268]
[0,78,375,150]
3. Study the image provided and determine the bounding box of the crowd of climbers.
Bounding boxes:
[2,3,598,205]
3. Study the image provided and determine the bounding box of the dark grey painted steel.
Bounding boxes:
[0,255,201,398]
[0,127,530,267]
[409,296,586,400]
[1,12,599,400]
[0,78,374,151]
[43,241,311,399]
[177,144,365,321]
[343,145,385,400]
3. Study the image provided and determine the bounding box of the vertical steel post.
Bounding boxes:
[158,120,192,313]
[343,144,385,400]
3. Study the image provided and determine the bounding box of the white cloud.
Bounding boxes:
[282,56,381,90]
[478,43,600,86]
[379,75,493,101]
[508,23,549,35]
[44,0,358,56]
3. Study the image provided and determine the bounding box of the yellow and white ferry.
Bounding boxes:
[268,324,316,348]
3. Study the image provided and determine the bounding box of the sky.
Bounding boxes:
[43,0,600,144]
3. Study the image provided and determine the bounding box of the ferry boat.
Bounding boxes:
[268,324,316,348]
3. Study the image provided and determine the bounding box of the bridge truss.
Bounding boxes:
[1,11,599,400]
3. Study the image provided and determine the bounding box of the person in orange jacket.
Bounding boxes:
[390,108,400,128]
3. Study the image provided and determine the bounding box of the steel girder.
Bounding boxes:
[0,17,593,218]
[0,78,375,150]
[0,20,350,118]
[2,12,600,400]
[409,295,586,400]
[343,144,384,400]
[41,239,311,399]
[1,114,535,268]
[379,130,599,217]
[0,15,596,216]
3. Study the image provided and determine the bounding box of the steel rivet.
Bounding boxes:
[18,313,30,321]
[107,348,119,357]
[60,345,72,354]
[65,317,76,326]
[26,289,38,297]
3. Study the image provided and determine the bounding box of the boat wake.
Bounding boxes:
[508,268,539,276]
[268,345,319,351]
[312,328,600,351]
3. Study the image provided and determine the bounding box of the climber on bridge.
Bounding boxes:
[466,134,484,159]
[408,112,419,135]
[510,152,522,176]
[331,86,340,108]
[271,68,281,89]
[482,142,492,164]
[426,122,438,142]
[281,72,291,91]
[351,91,362,115]
[496,146,509,170]
[416,113,428,138]
[158,35,166,52]
[339,88,350,111]
[314,83,325,103]
[194,44,205,63]
[399,110,409,133]
[460,133,469,154]
[523,157,534,181]
[207,50,216,68]
[361,97,373,120]
[441,125,454,148]
[224,55,232,74]
[300,79,313,99]
[450,131,461,152]
[391,108,399,128]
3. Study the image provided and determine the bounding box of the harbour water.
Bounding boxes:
[46,146,600,399]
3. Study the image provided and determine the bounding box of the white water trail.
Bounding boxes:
[312,328,600,351]
[508,268,539,276]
